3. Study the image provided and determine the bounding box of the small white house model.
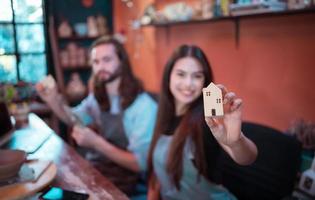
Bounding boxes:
[202,82,224,117]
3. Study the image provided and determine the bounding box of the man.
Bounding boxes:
[37,36,157,195]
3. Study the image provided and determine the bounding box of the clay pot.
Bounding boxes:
[0,149,27,180]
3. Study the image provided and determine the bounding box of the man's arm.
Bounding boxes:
[96,139,140,172]
[71,94,157,172]
[36,83,79,126]
[44,94,74,126]
[71,126,141,172]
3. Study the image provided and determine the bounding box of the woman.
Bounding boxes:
[147,45,257,200]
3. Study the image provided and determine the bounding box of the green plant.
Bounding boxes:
[0,82,35,103]
[0,84,16,103]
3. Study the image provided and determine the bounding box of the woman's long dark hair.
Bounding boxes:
[148,45,214,190]
[90,36,143,111]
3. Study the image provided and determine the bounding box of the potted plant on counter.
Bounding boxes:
[0,82,36,128]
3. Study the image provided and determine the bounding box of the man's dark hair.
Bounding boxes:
[90,36,143,111]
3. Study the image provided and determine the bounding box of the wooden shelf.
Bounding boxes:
[58,36,98,41]
[141,7,315,48]
[48,0,112,102]
[141,7,315,27]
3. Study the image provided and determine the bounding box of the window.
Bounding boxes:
[0,0,47,83]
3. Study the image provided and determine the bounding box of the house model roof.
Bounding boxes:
[202,82,224,117]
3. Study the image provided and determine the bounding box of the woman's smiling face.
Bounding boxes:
[170,57,205,115]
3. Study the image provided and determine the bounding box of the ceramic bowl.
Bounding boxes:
[0,149,26,180]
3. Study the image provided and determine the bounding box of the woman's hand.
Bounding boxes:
[205,84,257,165]
[71,125,103,148]
[205,84,243,147]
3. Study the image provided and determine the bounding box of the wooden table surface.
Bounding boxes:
[5,114,129,200]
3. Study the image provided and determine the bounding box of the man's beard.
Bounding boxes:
[94,68,122,86]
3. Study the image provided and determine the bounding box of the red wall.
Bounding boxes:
[114,1,315,131]
[113,0,158,91]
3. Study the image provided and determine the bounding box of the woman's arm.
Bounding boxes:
[217,131,257,165]
[205,84,257,165]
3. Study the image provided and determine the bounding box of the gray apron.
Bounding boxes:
[83,112,140,195]
[153,135,237,200]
